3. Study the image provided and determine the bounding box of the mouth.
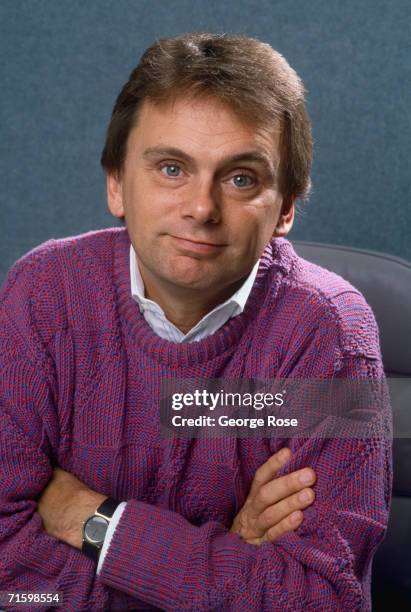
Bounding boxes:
[170,235,226,254]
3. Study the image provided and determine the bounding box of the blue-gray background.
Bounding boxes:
[1,0,410,284]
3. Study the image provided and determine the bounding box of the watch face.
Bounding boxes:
[84,516,108,545]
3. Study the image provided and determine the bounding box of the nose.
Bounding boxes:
[180,179,221,225]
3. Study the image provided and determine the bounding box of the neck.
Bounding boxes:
[140,270,246,334]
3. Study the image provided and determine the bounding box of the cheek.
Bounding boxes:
[127,176,181,219]
[258,195,283,231]
[237,198,282,234]
[123,182,154,223]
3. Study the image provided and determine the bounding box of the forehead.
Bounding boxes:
[127,95,282,166]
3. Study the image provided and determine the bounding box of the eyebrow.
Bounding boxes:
[142,146,278,183]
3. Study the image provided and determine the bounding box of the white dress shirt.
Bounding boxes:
[96,245,260,574]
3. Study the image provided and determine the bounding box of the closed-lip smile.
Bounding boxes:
[173,235,225,246]
[170,235,227,253]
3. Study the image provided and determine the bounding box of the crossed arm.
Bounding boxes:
[37,448,316,551]
[29,433,389,611]
[0,365,390,610]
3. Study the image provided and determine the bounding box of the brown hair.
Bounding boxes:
[101,32,312,213]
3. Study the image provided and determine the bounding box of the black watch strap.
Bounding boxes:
[95,497,120,521]
[82,497,120,563]
[82,537,101,563]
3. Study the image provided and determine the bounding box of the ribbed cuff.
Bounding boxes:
[98,499,194,610]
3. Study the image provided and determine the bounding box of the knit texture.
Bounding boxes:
[0,228,392,611]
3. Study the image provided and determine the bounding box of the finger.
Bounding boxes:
[250,448,292,494]
[262,510,304,543]
[251,467,316,514]
[255,487,315,533]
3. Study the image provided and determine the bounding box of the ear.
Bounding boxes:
[106,172,125,218]
[273,201,295,237]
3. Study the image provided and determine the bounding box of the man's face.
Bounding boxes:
[107,95,294,300]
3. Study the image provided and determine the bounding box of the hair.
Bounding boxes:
[101,32,313,213]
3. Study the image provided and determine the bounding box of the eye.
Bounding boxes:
[230,174,255,188]
[160,163,183,178]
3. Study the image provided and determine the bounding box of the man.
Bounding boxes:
[0,33,391,610]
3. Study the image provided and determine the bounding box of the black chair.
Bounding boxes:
[293,241,411,611]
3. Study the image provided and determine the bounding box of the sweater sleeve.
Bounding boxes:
[98,354,392,611]
[0,256,138,612]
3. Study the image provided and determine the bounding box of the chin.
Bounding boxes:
[162,258,219,287]
[166,272,217,291]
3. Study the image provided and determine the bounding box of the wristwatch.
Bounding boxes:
[82,497,120,563]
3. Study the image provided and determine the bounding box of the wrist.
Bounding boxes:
[64,491,108,550]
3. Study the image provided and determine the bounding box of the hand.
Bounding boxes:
[230,448,316,546]
[37,467,107,550]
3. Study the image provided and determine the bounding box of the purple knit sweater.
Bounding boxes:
[0,228,392,611]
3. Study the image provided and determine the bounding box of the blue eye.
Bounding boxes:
[231,174,254,188]
[161,164,182,177]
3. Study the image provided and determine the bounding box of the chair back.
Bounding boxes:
[293,241,411,609]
